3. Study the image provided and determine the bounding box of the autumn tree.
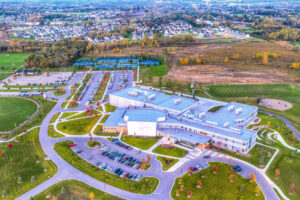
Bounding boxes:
[89,192,95,199]
[275,169,280,180]
[224,57,229,64]
[212,165,218,174]
[197,180,202,188]
[262,53,268,64]
[187,190,193,198]
[255,186,261,197]
[250,172,256,183]
[147,154,151,166]
[180,184,184,191]
[175,189,180,197]
[289,183,297,195]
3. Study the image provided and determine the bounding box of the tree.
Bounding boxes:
[262,54,268,64]
[178,178,182,184]
[89,192,95,199]
[250,172,256,183]
[187,190,192,198]
[255,186,261,196]
[275,168,280,180]
[224,57,229,64]
[197,180,202,188]
[175,189,180,197]
[147,154,151,166]
[180,184,184,191]
[212,165,218,174]
[289,183,297,195]
[18,176,23,184]
[31,176,36,182]
[229,174,234,182]
[2,190,7,198]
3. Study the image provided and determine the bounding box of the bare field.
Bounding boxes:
[166,41,300,85]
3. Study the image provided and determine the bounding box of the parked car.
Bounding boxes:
[68,143,76,147]
[232,165,242,172]
[203,155,211,158]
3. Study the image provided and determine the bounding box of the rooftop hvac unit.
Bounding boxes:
[228,105,234,111]
[174,98,181,105]
[198,112,206,118]
[128,91,138,97]
[235,108,243,115]
[223,122,230,128]
[148,94,156,100]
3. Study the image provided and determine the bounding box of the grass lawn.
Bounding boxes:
[139,56,167,84]
[53,89,66,96]
[121,135,159,150]
[0,97,37,132]
[54,141,159,194]
[222,144,276,168]
[2,96,56,140]
[171,162,264,200]
[57,117,98,135]
[0,53,30,80]
[152,145,188,158]
[249,113,300,149]
[48,125,65,138]
[156,156,179,171]
[104,103,117,112]
[87,141,101,147]
[93,125,103,135]
[0,128,57,200]
[50,113,60,123]
[60,112,79,119]
[69,110,100,119]
[33,179,122,200]
[100,115,109,123]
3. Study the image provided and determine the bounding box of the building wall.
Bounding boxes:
[102,126,127,133]
[127,121,157,137]
[110,94,145,108]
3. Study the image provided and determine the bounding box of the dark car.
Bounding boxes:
[203,155,211,158]
[232,165,242,172]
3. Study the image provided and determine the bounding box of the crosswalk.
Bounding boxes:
[185,149,232,160]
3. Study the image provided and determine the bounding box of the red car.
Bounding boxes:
[68,144,76,147]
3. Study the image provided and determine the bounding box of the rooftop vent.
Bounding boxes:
[235,108,243,115]
[223,122,230,128]
[174,98,181,105]
[147,94,156,100]
[228,105,234,111]
[198,112,206,118]
[128,91,138,97]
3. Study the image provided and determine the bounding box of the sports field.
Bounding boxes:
[207,84,300,98]
[0,53,30,80]
[0,97,37,132]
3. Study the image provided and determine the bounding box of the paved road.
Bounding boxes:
[14,72,280,200]
[259,110,300,141]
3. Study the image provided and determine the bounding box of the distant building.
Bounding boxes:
[14,69,41,75]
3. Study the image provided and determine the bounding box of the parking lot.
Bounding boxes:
[5,72,72,86]
[69,138,150,181]
[105,70,134,96]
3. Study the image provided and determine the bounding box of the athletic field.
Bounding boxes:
[0,53,30,80]
[0,97,37,132]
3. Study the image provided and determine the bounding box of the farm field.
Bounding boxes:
[0,97,37,132]
[171,162,264,200]
[206,84,300,98]
[0,128,57,200]
[33,179,122,200]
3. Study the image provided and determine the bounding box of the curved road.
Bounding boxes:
[16,72,280,200]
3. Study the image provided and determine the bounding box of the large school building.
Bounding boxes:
[103,87,258,154]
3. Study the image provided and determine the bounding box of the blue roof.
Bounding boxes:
[204,102,257,128]
[163,115,255,141]
[111,87,196,112]
[125,109,166,122]
[159,128,211,144]
[103,108,126,127]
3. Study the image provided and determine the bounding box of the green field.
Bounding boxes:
[57,117,98,135]
[54,140,159,194]
[171,162,263,200]
[152,145,188,158]
[207,84,300,98]
[0,97,37,132]
[156,156,179,171]
[121,135,159,150]
[33,179,122,200]
[0,128,57,200]
[0,53,30,80]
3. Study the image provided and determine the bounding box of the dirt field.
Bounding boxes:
[165,41,300,85]
[259,98,293,111]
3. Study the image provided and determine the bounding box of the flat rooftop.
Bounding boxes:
[111,87,197,112]
[125,109,166,122]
